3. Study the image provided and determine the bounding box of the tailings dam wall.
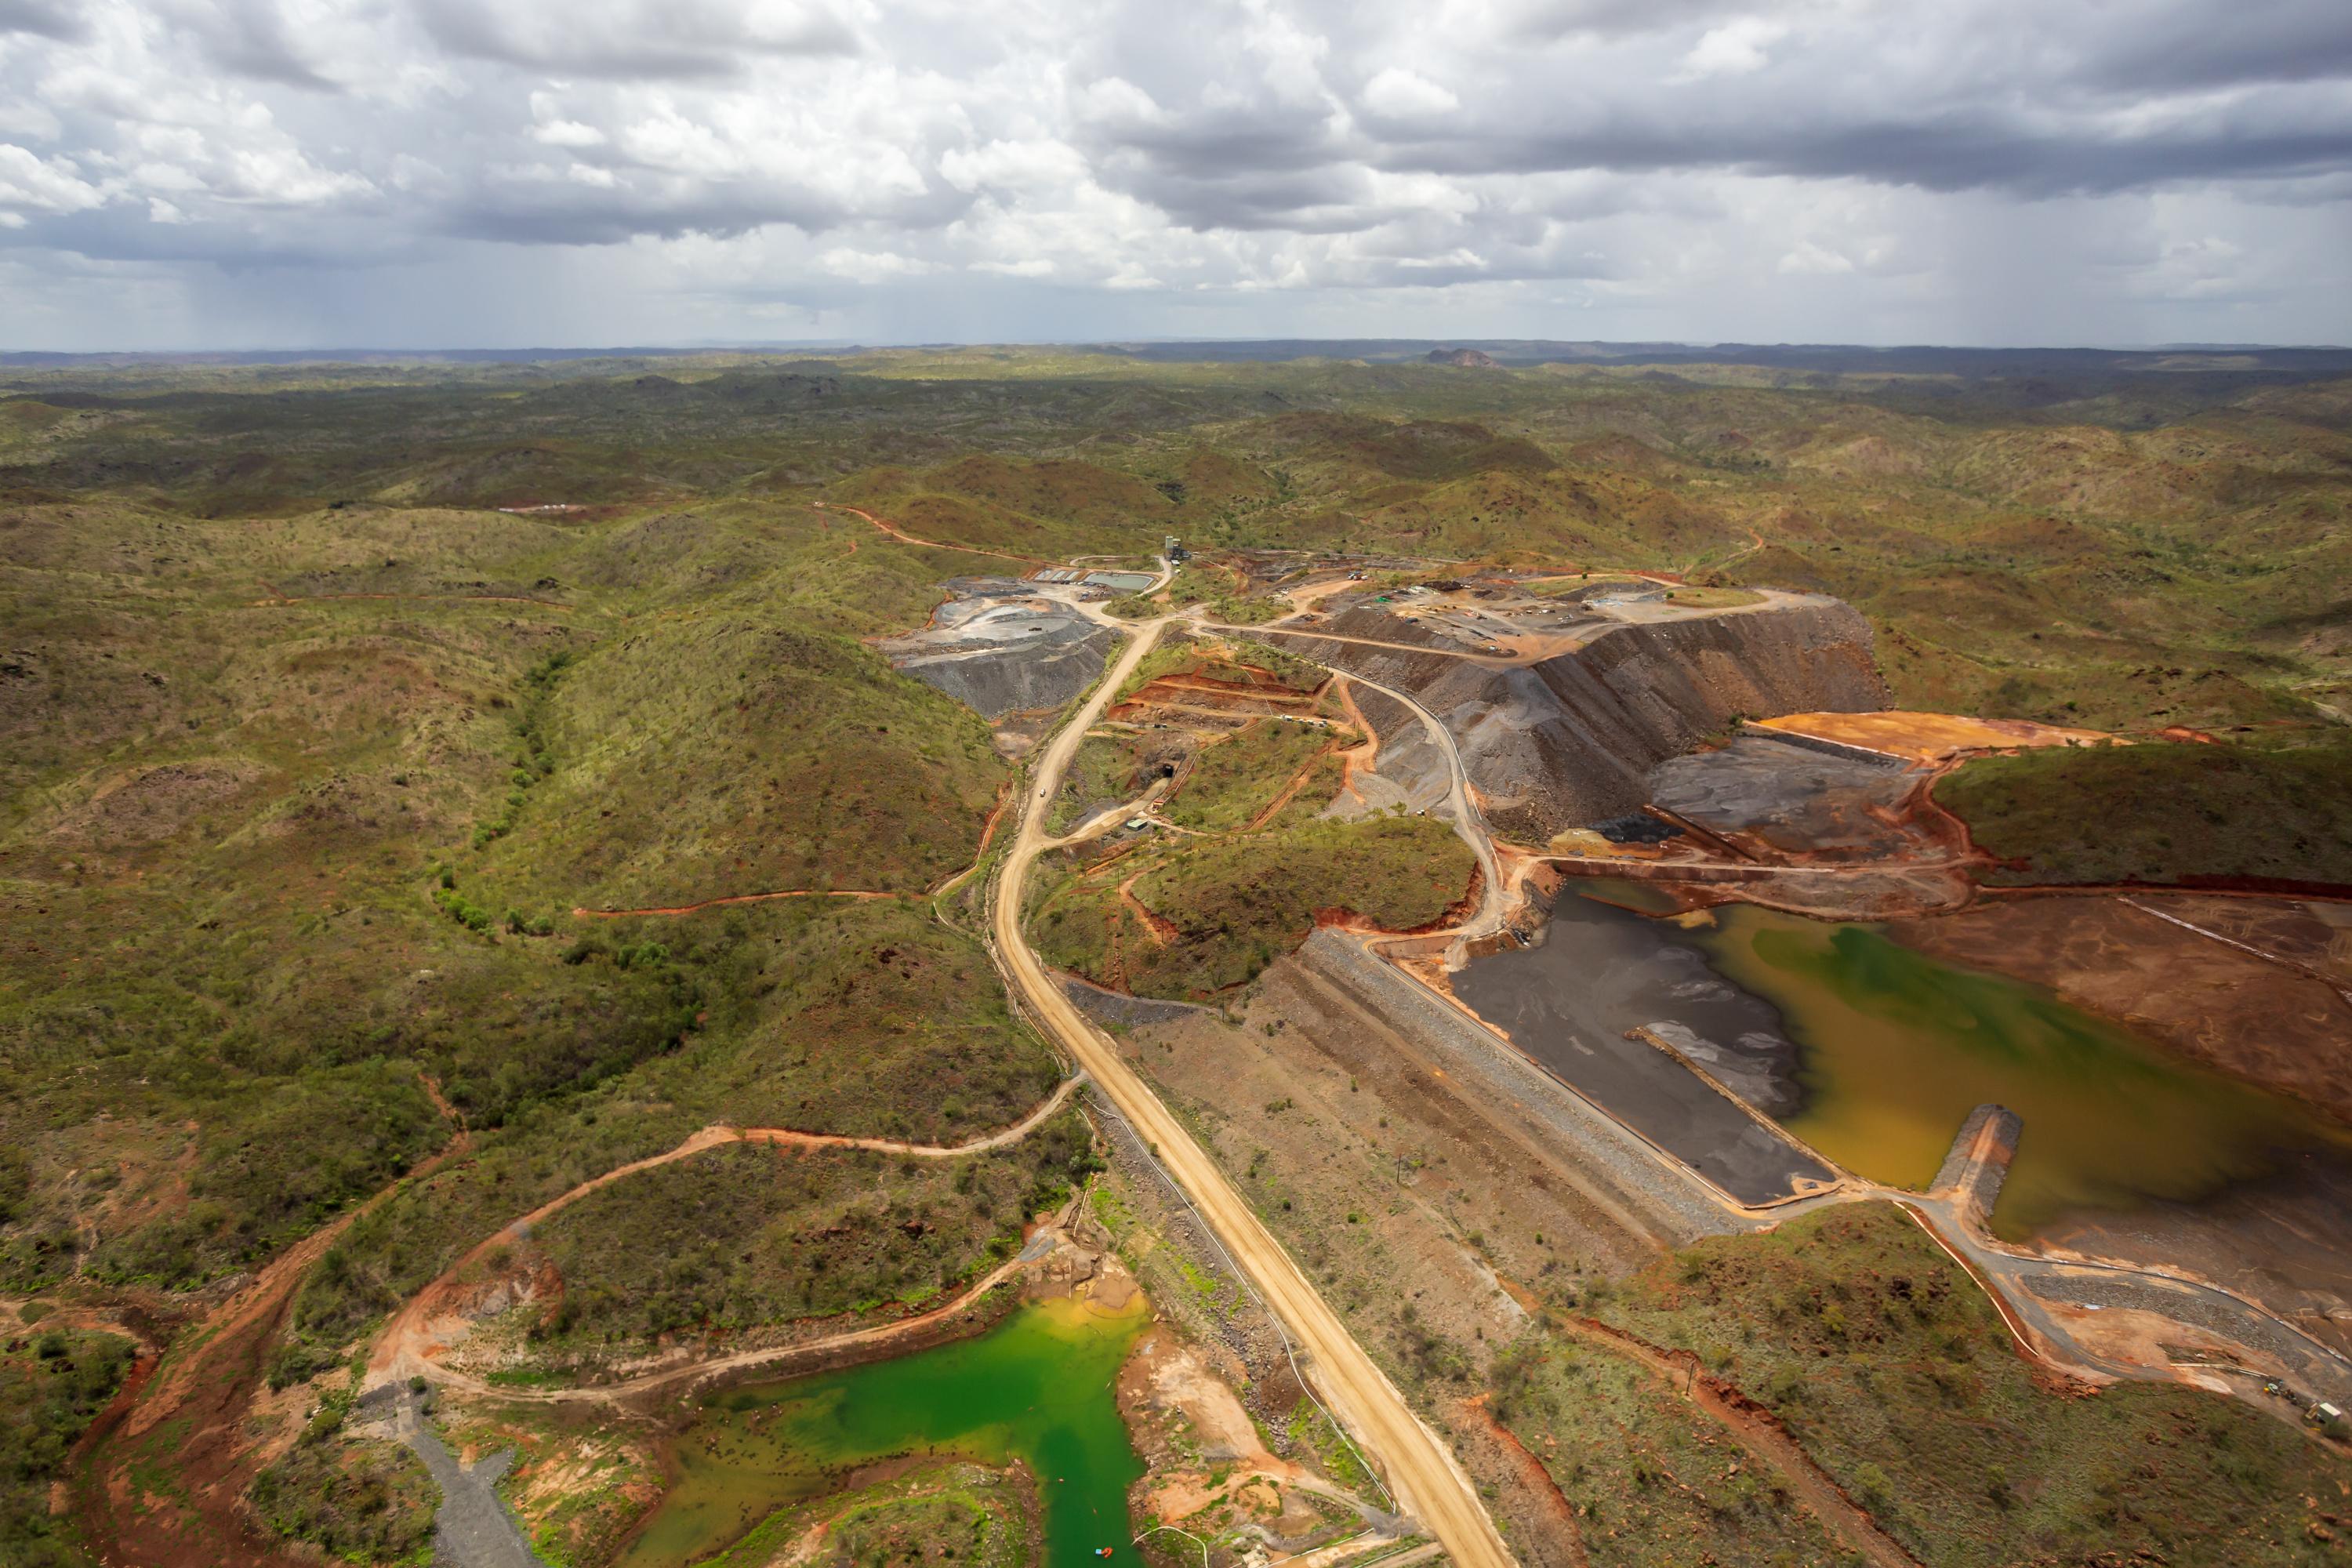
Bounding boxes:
[1254,598,1886,843]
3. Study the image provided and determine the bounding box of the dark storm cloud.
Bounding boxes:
[1099,161,1381,233]
[1381,107,2352,198]
[1497,0,1751,42]
[1167,3,2352,209]
[166,0,343,90]
[0,0,89,42]
[415,0,860,80]
[2074,0,2352,92]
[437,175,968,249]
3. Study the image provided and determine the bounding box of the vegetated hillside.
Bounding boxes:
[266,896,1064,1389]
[0,1327,134,1568]
[481,618,1004,909]
[1937,733,2352,887]
[1045,731,1156,836]
[830,453,1173,561]
[1525,1203,2352,1568]
[530,1112,1093,1350]
[1032,811,1474,1001]
[0,452,1071,1560]
[1163,717,1330,832]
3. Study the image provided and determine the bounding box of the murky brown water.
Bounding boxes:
[1462,885,2352,1239]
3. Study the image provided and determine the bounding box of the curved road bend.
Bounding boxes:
[990,615,1516,1568]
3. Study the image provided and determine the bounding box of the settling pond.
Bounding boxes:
[1456,884,2351,1237]
[616,1295,1149,1568]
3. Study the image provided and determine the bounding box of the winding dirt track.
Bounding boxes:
[572,888,898,918]
[75,1117,474,1568]
[410,1250,1037,1406]
[815,502,1054,567]
[990,615,1515,1568]
[371,1076,1087,1390]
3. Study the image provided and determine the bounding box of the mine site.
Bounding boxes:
[16,3,2352,1564]
[9,340,2352,1568]
[880,534,2352,1444]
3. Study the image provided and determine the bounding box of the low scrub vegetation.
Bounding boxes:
[1047,731,1150,836]
[1114,563,1286,623]
[270,898,1062,1380]
[1032,814,1472,1000]
[9,345,2351,1558]
[1487,1326,1853,1565]
[529,1112,1095,1348]
[1163,717,1333,833]
[697,1460,1040,1568]
[1545,1203,2351,1566]
[249,1370,438,1566]
[0,1328,135,1568]
[1940,733,2352,887]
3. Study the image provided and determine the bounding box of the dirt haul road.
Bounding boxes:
[991,615,1515,1568]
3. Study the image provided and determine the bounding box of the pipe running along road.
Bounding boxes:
[989,615,1516,1568]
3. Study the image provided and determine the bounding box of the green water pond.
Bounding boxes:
[1690,902,2352,1238]
[617,1296,1149,1568]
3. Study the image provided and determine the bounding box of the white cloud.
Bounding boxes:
[818,245,938,280]
[1676,16,1788,79]
[0,0,2339,348]
[0,142,104,214]
[1777,238,1853,274]
[1362,67,1459,120]
[939,138,1087,194]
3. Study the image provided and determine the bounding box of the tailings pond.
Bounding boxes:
[1457,883,2351,1237]
[616,1296,1148,1568]
[1451,889,1837,1206]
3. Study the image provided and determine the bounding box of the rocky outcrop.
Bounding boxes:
[1265,599,1887,842]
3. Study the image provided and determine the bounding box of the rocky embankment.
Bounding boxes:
[880,581,1119,717]
[1271,599,1886,841]
[904,625,1117,716]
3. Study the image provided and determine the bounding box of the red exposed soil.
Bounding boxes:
[1117,873,1180,947]
[1455,1396,1592,1568]
[1328,680,1383,808]
[1753,710,2114,764]
[1978,872,2352,903]
[1889,894,2352,1125]
[572,888,900,918]
[74,1127,471,1568]
[1157,672,1322,700]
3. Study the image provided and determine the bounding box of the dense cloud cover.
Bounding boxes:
[1,0,2347,349]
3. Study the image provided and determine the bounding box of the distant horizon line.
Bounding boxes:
[5,336,2350,365]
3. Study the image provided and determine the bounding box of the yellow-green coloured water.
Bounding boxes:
[619,1296,1149,1568]
[1693,904,2350,1238]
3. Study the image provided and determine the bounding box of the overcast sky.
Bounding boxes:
[2,0,2348,351]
